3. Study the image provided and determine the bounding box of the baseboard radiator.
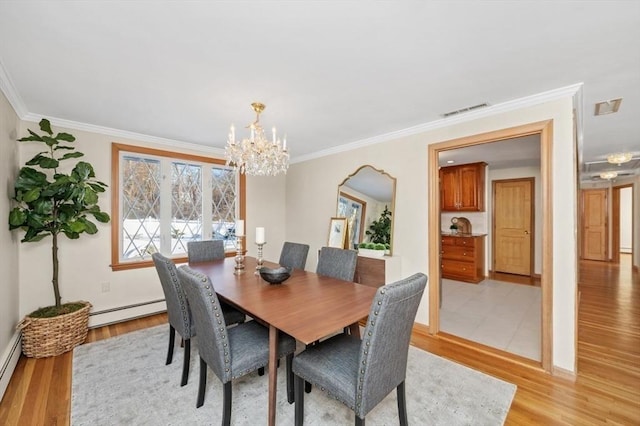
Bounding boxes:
[88,299,167,328]
[0,331,22,402]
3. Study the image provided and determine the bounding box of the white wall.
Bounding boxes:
[286,97,577,371]
[16,125,286,326]
[0,90,21,398]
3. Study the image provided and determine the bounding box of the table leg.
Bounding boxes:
[349,322,361,338]
[268,324,278,426]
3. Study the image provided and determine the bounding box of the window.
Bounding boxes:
[111,143,245,271]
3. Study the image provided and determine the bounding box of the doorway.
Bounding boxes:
[428,120,553,372]
[612,184,634,264]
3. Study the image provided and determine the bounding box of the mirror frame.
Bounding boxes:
[337,165,397,255]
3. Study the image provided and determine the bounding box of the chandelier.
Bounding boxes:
[225,102,289,176]
[607,152,632,166]
[600,171,618,180]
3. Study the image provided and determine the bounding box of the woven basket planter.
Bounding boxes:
[18,301,92,358]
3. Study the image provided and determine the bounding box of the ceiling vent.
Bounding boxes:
[594,98,622,115]
[442,103,489,118]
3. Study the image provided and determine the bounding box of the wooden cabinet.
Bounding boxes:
[441,235,485,283]
[355,255,401,326]
[354,255,401,288]
[440,162,486,212]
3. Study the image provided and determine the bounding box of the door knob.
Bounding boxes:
[524,230,530,234]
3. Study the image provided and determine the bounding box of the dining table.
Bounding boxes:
[188,256,377,426]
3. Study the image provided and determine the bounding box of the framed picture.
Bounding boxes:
[327,217,348,248]
[337,192,367,250]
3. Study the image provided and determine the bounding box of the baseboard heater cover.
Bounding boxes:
[89,298,165,317]
[0,331,22,401]
[89,299,167,328]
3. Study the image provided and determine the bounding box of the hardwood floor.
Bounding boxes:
[1,258,638,425]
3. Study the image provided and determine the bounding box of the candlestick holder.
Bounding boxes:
[234,236,245,275]
[255,242,266,275]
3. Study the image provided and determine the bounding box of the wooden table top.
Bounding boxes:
[189,256,377,344]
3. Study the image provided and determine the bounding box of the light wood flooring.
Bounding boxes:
[1,257,638,425]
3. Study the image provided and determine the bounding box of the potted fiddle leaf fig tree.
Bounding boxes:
[9,119,110,358]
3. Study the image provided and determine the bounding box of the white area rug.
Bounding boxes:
[71,325,515,425]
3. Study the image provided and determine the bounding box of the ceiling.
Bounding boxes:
[0,1,638,181]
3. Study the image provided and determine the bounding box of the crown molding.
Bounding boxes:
[4,58,582,163]
[291,83,584,164]
[0,58,27,118]
[21,112,226,156]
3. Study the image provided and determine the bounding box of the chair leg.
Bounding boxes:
[222,381,232,426]
[397,381,408,426]
[258,367,265,376]
[196,357,207,408]
[166,325,175,365]
[355,416,365,426]
[294,374,304,426]
[286,353,294,404]
[180,338,191,386]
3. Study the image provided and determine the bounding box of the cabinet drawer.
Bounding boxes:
[441,245,475,261]
[454,237,475,248]
[441,259,475,279]
[441,235,457,246]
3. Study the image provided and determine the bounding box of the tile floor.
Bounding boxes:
[440,278,541,361]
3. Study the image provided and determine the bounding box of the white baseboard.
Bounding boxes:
[0,331,22,402]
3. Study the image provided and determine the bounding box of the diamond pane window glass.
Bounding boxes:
[171,162,203,256]
[121,155,161,260]
[113,144,244,269]
[211,166,238,250]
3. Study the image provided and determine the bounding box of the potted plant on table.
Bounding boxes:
[357,242,387,258]
[8,119,110,358]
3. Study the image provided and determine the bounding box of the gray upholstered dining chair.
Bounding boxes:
[279,242,310,270]
[292,272,428,426]
[151,252,246,387]
[316,246,359,337]
[177,266,297,423]
[186,239,247,327]
[316,246,358,282]
[187,239,226,263]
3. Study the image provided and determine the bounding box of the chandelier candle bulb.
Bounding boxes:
[235,219,245,236]
[272,127,276,144]
[256,227,265,244]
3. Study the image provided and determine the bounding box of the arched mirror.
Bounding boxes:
[336,165,396,255]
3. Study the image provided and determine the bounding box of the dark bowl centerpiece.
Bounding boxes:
[259,266,292,284]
